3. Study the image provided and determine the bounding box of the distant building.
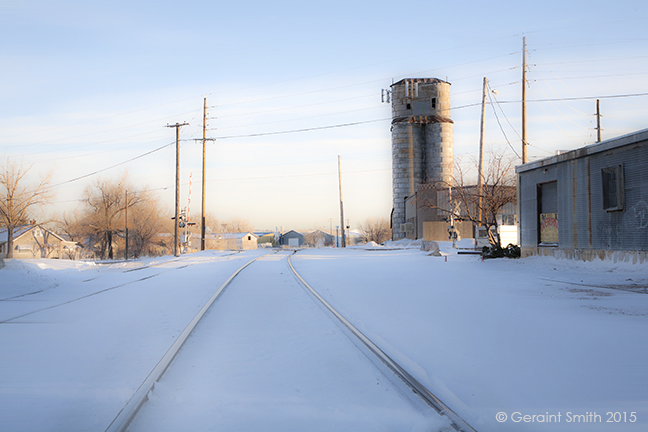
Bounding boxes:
[279,230,304,247]
[255,232,277,247]
[0,224,79,259]
[303,230,334,247]
[516,128,648,262]
[203,232,258,250]
[404,184,517,245]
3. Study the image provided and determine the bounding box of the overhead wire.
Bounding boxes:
[486,82,520,159]
[214,118,391,140]
[526,50,592,117]
[47,141,175,190]
[526,84,584,143]
[526,68,590,131]
[215,105,385,131]
[12,34,648,197]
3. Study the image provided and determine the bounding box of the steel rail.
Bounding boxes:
[2,254,232,323]
[104,252,271,432]
[287,251,477,432]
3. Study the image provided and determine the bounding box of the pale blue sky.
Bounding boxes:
[2,0,648,230]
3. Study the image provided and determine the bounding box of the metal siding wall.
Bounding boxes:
[589,143,648,251]
[555,166,572,248]
[520,139,648,252]
[519,173,534,247]
[574,158,592,249]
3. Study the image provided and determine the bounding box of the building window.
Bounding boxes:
[430,97,437,109]
[602,165,624,211]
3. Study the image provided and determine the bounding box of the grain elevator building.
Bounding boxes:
[390,78,454,239]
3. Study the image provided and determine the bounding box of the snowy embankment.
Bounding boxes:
[291,248,648,432]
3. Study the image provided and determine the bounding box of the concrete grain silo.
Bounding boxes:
[390,78,453,240]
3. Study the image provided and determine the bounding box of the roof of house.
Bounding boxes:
[305,229,334,237]
[0,224,65,244]
[281,230,303,237]
[205,232,258,240]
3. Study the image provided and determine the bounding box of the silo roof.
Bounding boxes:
[390,78,451,87]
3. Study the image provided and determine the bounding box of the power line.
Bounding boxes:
[494,92,648,104]
[214,118,391,140]
[206,168,391,183]
[215,106,385,132]
[486,82,521,158]
[47,142,175,189]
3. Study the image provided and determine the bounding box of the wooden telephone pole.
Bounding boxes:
[338,155,346,248]
[201,98,208,251]
[124,190,129,260]
[193,98,216,251]
[166,122,189,257]
[596,99,602,143]
[522,36,528,164]
[478,77,488,225]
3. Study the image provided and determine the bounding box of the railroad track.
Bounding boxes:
[0,252,241,323]
[288,252,476,432]
[101,249,475,432]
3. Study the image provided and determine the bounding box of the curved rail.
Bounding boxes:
[287,252,476,432]
[104,252,271,432]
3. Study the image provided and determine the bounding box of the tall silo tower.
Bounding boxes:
[390,78,453,240]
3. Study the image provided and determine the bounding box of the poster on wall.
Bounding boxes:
[540,213,559,244]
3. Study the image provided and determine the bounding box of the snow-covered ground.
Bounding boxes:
[1,246,647,431]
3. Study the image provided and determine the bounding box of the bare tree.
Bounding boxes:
[204,213,220,235]
[415,152,517,247]
[451,152,517,247]
[222,217,253,233]
[0,160,53,258]
[81,176,149,260]
[129,197,166,258]
[358,217,391,244]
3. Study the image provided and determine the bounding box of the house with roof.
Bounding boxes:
[201,232,258,250]
[279,230,304,247]
[0,224,79,259]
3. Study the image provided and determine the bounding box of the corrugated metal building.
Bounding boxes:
[516,128,648,262]
[279,230,304,247]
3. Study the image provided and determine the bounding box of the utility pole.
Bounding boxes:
[201,98,207,251]
[478,77,487,226]
[124,190,129,261]
[166,122,189,257]
[193,98,216,251]
[522,36,528,164]
[596,99,602,143]
[338,155,346,248]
